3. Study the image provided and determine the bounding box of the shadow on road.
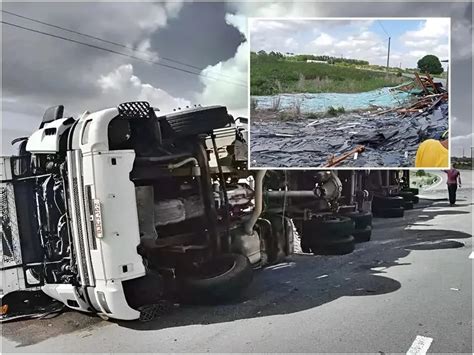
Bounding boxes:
[3,197,473,345]
[119,226,472,332]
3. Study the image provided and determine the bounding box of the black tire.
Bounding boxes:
[302,216,355,240]
[403,201,414,210]
[403,187,419,195]
[353,226,372,243]
[340,211,372,230]
[311,235,355,255]
[161,106,231,138]
[412,195,419,204]
[372,195,404,209]
[397,191,415,202]
[176,253,253,304]
[373,207,404,218]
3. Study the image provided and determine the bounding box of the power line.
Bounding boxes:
[1,20,247,88]
[377,20,390,38]
[1,9,245,85]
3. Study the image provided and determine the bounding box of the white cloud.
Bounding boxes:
[135,39,159,61]
[399,18,450,67]
[196,13,248,118]
[97,64,191,112]
[403,18,450,40]
[313,33,335,46]
[451,133,474,157]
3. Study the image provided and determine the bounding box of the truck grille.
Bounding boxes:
[72,177,90,285]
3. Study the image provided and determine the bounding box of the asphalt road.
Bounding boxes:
[2,171,472,353]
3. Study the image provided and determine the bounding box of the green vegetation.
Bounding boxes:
[417,54,444,75]
[410,170,440,188]
[289,54,369,66]
[251,51,405,95]
[326,106,345,117]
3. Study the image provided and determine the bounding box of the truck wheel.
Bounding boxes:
[372,195,404,209]
[311,235,355,255]
[373,207,404,218]
[412,196,419,204]
[353,226,372,243]
[404,188,419,195]
[397,191,415,201]
[160,106,231,138]
[340,211,372,230]
[403,201,414,210]
[177,253,253,305]
[302,216,355,240]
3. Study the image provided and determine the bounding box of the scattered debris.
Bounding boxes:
[387,73,448,119]
[450,288,460,291]
[316,274,329,279]
[250,73,448,167]
[325,145,365,167]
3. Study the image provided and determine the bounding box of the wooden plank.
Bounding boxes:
[424,73,439,94]
[324,145,365,167]
[414,72,429,94]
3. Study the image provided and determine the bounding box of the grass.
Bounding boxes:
[251,60,406,95]
[326,106,345,117]
[410,170,441,188]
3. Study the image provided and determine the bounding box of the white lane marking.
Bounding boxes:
[406,335,433,355]
[469,251,474,259]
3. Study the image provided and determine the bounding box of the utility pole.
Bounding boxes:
[386,37,391,71]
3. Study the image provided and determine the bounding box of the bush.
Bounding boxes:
[415,170,426,177]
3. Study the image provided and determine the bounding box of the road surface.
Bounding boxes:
[2,171,472,353]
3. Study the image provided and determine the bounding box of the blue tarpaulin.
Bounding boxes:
[253,87,412,113]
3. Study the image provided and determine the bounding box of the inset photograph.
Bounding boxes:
[249,18,450,168]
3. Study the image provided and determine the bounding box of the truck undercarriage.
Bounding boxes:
[1,102,413,321]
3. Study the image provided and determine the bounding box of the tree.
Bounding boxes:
[417,55,443,75]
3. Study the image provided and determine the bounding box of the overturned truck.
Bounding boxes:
[1,102,413,321]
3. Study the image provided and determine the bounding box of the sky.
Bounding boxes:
[1,1,472,158]
[250,18,450,69]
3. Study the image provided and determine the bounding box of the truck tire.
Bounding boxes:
[397,191,415,201]
[373,207,404,218]
[310,235,355,255]
[412,196,419,204]
[372,195,404,209]
[340,211,372,230]
[404,188,419,195]
[302,216,355,240]
[353,226,372,243]
[176,253,253,305]
[403,201,414,210]
[160,106,231,138]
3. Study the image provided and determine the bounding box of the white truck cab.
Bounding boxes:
[1,102,295,321]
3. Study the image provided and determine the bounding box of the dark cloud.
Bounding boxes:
[2,1,472,158]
